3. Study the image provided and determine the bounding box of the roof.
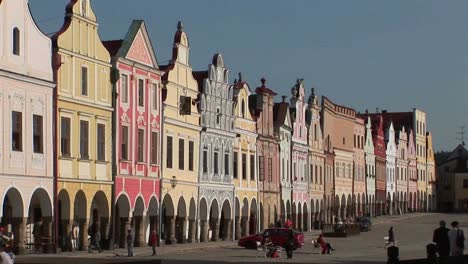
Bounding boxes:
[192,71,208,93]
[102,40,123,57]
[273,102,290,128]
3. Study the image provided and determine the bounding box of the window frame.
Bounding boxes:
[138,79,145,107]
[121,74,128,103]
[13,27,20,56]
[188,140,194,171]
[151,131,158,164]
[166,136,173,168]
[33,115,44,154]
[178,138,185,170]
[121,126,129,160]
[97,123,106,161]
[61,117,71,157]
[137,128,145,162]
[79,120,89,159]
[81,66,88,96]
[12,111,23,151]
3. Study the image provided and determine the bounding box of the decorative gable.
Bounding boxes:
[126,31,153,67]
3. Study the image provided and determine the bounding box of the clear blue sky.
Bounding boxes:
[29,0,468,151]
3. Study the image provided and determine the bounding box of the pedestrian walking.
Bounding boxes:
[448,221,465,256]
[94,223,102,253]
[317,234,334,254]
[385,226,395,248]
[432,220,450,257]
[284,229,295,259]
[71,223,79,251]
[150,230,157,256]
[127,229,134,257]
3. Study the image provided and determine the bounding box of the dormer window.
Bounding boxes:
[81,0,87,17]
[13,27,20,56]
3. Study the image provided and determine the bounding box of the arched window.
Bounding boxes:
[241,100,245,118]
[13,27,20,55]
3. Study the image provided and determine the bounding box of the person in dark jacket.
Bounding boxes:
[433,220,450,257]
[284,229,295,259]
[126,229,134,257]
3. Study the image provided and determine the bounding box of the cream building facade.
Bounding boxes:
[0,0,55,253]
[53,0,113,250]
[233,76,258,238]
[160,22,200,244]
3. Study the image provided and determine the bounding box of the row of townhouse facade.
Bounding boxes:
[0,0,437,254]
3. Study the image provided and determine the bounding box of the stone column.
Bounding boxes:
[224,219,232,240]
[137,215,146,247]
[81,219,90,251]
[179,217,188,243]
[200,220,208,242]
[234,217,241,240]
[211,219,220,241]
[241,217,248,237]
[165,216,176,244]
[188,219,196,243]
[13,217,26,255]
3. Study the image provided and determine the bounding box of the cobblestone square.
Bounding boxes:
[16,213,468,264]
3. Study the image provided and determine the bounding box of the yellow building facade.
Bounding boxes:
[426,132,436,211]
[52,0,113,250]
[160,22,200,244]
[233,78,258,239]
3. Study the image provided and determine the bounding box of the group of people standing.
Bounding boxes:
[433,220,465,257]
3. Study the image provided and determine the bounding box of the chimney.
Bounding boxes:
[382,110,387,114]
[282,96,287,102]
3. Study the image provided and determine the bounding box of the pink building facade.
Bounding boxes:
[290,80,310,231]
[104,20,162,248]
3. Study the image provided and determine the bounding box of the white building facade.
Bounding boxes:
[0,0,55,253]
[197,54,236,241]
[364,117,376,217]
[385,122,397,215]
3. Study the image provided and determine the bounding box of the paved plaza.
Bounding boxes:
[16,213,468,264]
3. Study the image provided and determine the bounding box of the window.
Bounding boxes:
[216,108,220,124]
[178,139,185,170]
[463,179,468,189]
[81,67,88,96]
[203,148,208,173]
[354,135,356,148]
[152,83,158,110]
[314,124,317,141]
[241,100,245,118]
[121,126,129,160]
[33,115,43,153]
[189,141,194,171]
[293,162,296,180]
[242,154,247,180]
[121,74,128,103]
[225,153,230,175]
[343,137,345,145]
[97,124,105,161]
[250,155,255,181]
[320,166,323,184]
[79,120,89,159]
[61,117,71,156]
[151,132,158,164]
[13,27,20,56]
[310,164,314,182]
[138,79,144,107]
[233,152,238,178]
[137,129,144,162]
[268,158,273,181]
[81,0,87,16]
[12,111,22,151]
[282,159,285,179]
[259,156,264,181]
[315,165,318,183]
[214,152,219,174]
[166,136,173,168]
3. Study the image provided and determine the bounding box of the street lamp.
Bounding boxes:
[170,176,178,189]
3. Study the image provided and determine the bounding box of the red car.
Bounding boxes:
[238,228,305,249]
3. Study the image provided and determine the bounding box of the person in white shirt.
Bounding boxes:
[0,245,13,264]
[448,221,465,256]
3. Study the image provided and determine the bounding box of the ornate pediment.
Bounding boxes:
[126,31,153,67]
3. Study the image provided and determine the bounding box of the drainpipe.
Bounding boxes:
[109,67,119,249]
[158,102,165,246]
[53,70,58,253]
